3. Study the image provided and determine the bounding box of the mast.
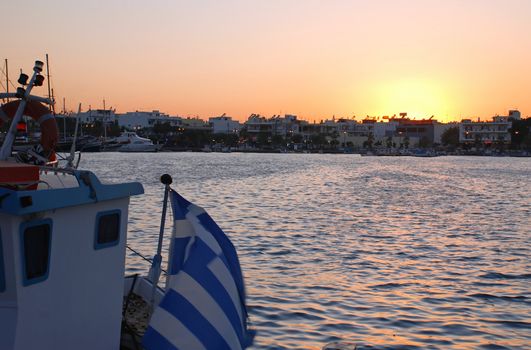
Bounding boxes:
[4,59,9,102]
[46,54,52,103]
[63,97,67,142]
[46,54,59,144]
[46,56,56,116]
[103,99,107,140]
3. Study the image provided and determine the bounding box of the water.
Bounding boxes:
[81,153,531,349]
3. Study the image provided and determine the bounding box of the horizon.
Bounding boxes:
[3,0,531,123]
[70,107,523,125]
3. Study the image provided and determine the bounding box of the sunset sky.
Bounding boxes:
[2,0,531,122]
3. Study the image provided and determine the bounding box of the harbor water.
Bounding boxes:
[80,153,530,350]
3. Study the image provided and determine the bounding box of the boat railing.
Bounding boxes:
[0,92,53,105]
[38,164,77,175]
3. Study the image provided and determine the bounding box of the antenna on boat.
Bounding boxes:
[148,174,173,313]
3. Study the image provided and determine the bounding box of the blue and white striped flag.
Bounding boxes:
[143,190,254,350]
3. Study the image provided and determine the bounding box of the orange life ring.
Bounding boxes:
[0,100,59,162]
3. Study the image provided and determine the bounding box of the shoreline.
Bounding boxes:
[63,148,531,157]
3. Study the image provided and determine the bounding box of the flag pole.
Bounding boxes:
[148,174,173,313]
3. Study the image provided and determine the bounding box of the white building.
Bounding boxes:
[117,111,182,130]
[209,115,242,134]
[320,119,341,135]
[244,114,274,136]
[459,112,514,144]
[182,117,211,131]
[372,121,398,139]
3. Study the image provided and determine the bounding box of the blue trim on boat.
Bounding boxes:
[0,230,5,293]
[20,218,53,287]
[0,170,144,216]
[94,209,121,250]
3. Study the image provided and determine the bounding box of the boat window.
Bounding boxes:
[95,210,121,249]
[21,220,52,286]
[0,232,5,292]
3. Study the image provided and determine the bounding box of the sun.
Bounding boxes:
[374,79,450,121]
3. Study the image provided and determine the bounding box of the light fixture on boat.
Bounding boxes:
[15,87,25,98]
[34,74,44,86]
[33,60,44,73]
[17,73,28,85]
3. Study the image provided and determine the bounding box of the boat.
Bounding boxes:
[411,149,439,157]
[56,135,103,152]
[0,59,253,349]
[108,132,160,152]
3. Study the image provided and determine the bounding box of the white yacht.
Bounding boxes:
[109,132,159,152]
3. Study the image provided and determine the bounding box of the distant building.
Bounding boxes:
[372,120,398,139]
[117,110,181,130]
[333,118,373,147]
[433,122,458,145]
[244,114,301,138]
[77,109,117,124]
[182,117,211,131]
[459,111,515,145]
[320,118,341,135]
[297,120,321,140]
[393,118,438,145]
[209,115,242,134]
[244,114,272,135]
[508,110,521,120]
[271,114,299,137]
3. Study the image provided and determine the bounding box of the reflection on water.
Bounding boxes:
[81,153,531,350]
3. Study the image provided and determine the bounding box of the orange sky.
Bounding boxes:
[2,0,531,122]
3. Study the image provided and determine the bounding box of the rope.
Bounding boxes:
[126,245,168,275]
[0,64,17,90]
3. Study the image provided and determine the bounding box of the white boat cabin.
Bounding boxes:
[0,162,143,350]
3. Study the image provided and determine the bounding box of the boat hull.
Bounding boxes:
[118,144,159,152]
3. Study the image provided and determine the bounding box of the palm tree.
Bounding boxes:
[386,136,393,149]
[366,133,374,150]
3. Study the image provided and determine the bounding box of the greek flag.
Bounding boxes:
[143,190,254,350]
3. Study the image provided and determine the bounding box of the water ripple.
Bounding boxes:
[79,153,531,350]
